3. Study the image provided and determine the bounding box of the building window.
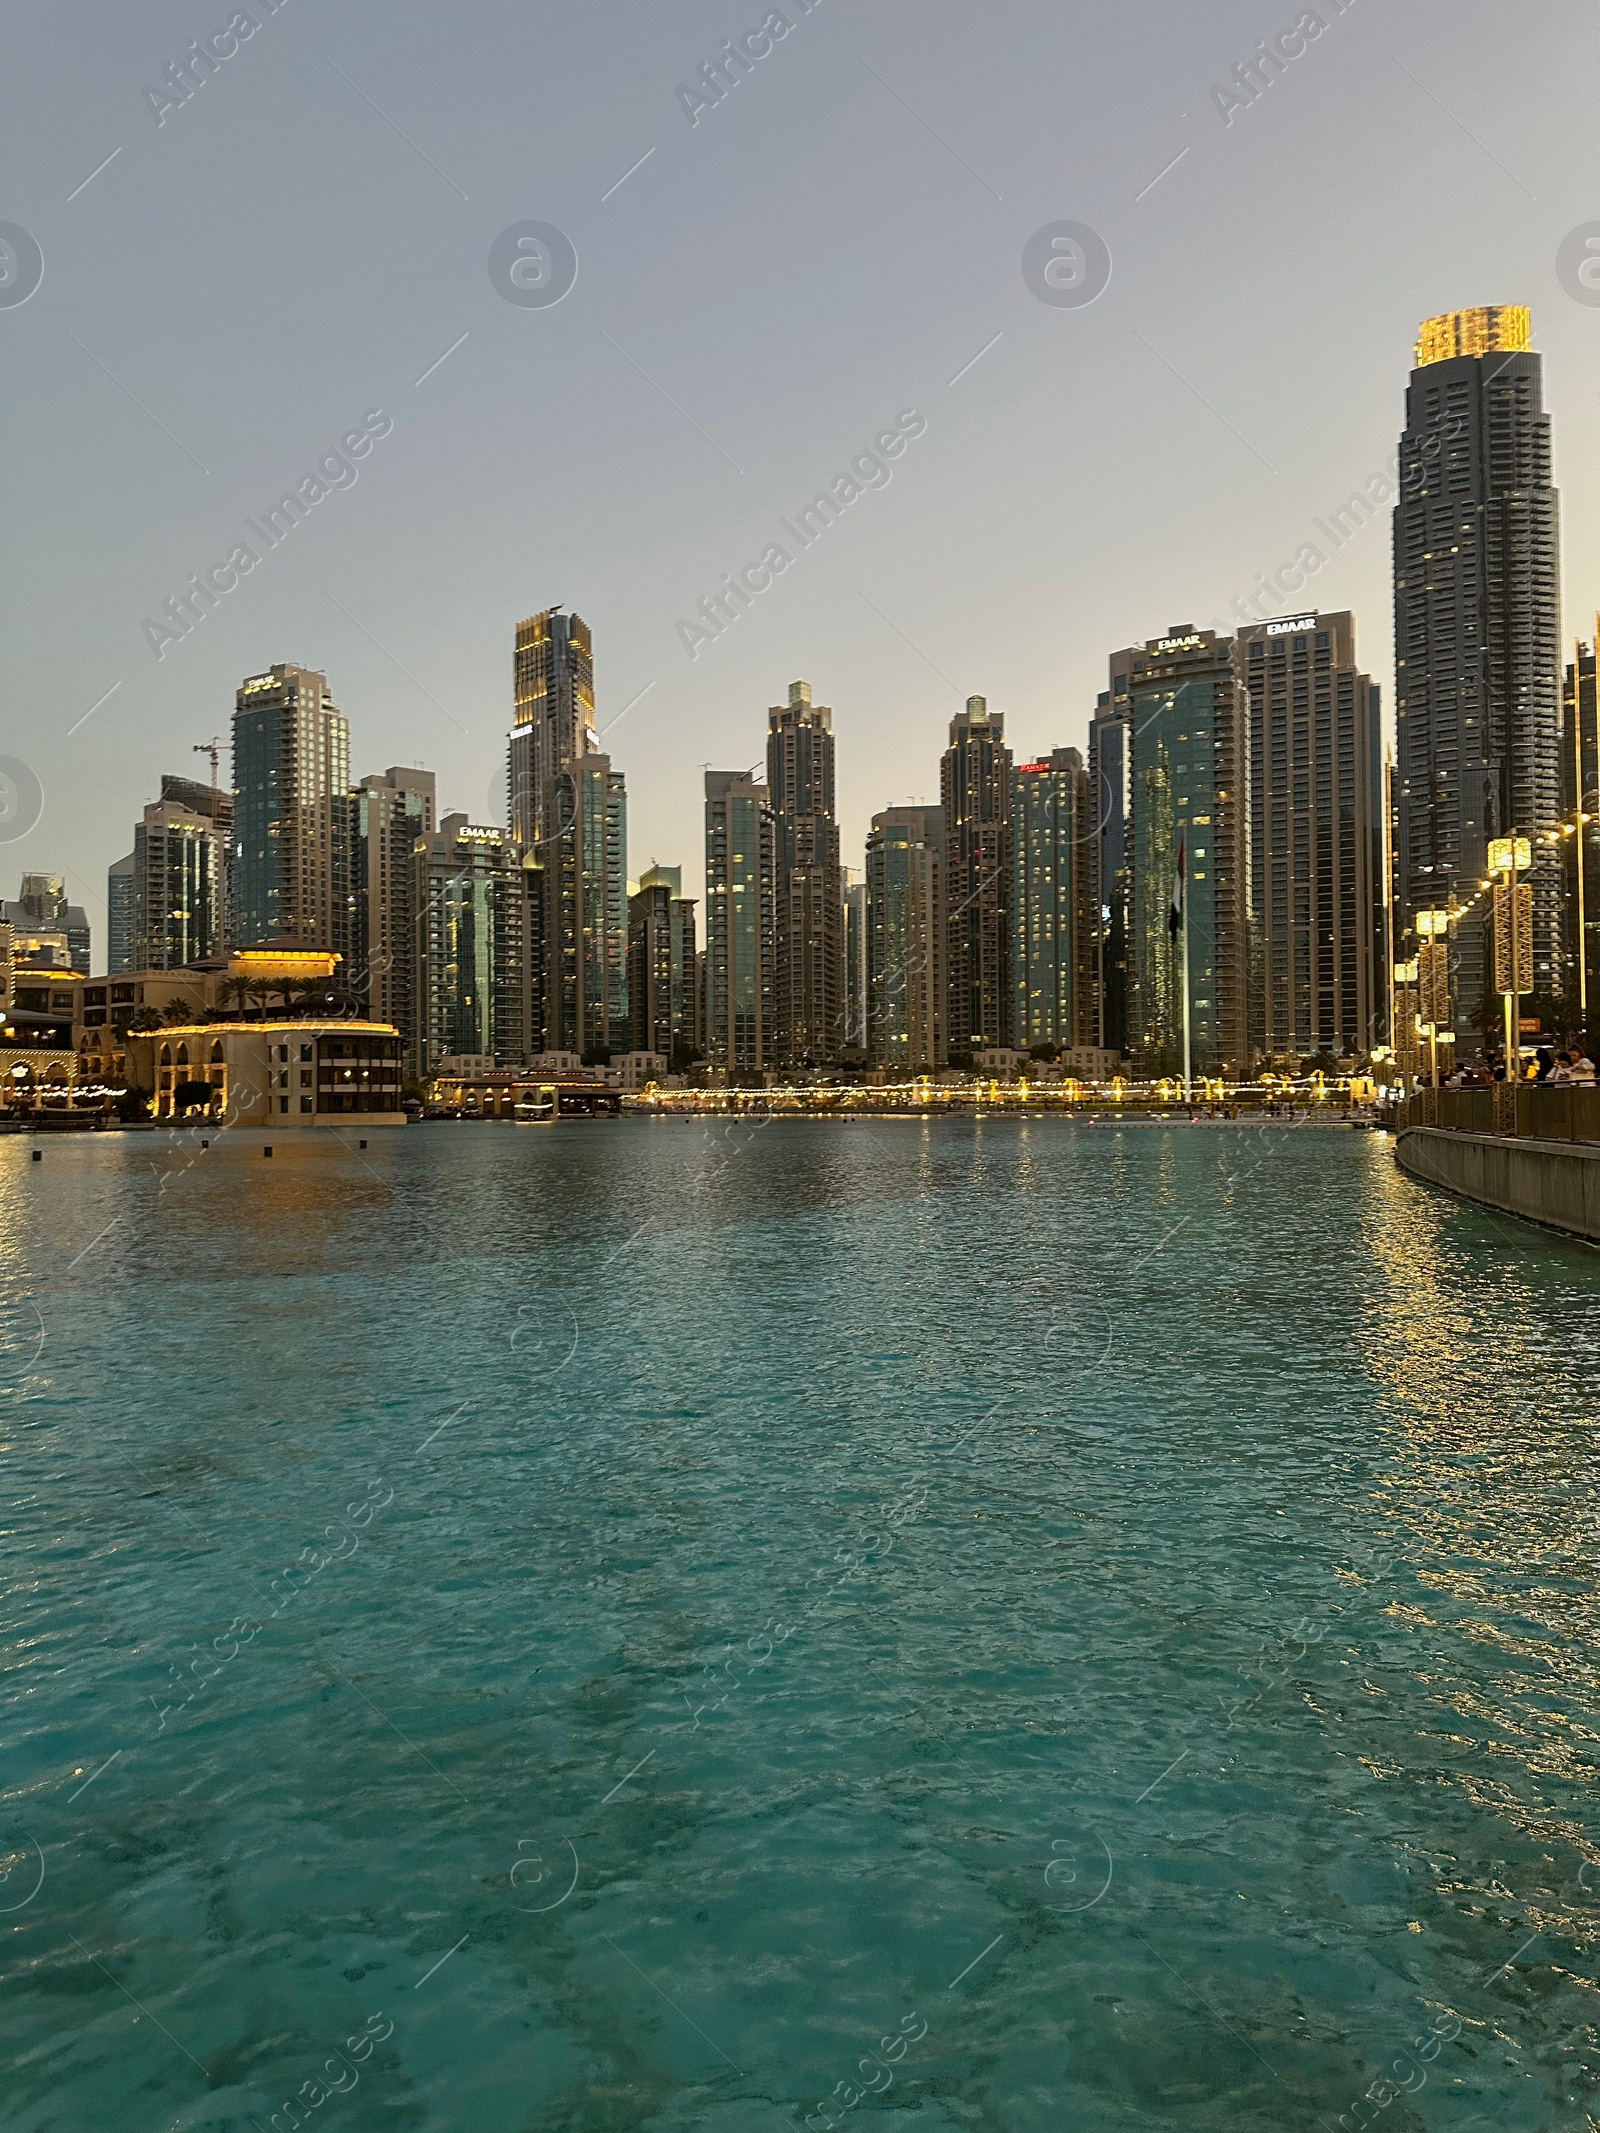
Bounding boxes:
[278,1097,288,1113]
[300,1097,313,1113]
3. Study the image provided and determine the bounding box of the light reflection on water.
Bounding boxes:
[1,1120,1599,2131]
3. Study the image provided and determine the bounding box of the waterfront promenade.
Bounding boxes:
[1395,1086,1600,1242]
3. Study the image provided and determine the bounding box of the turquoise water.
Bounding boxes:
[4,1118,1600,2131]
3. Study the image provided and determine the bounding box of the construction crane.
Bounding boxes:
[193,736,223,795]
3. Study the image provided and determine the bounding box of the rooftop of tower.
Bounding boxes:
[1415,306,1530,367]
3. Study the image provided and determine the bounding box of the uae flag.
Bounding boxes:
[1168,837,1185,941]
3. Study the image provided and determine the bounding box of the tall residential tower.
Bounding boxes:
[767,680,844,1069]
[232,665,351,955]
[1012,748,1092,1054]
[704,770,775,1076]
[506,609,626,1058]
[1127,628,1252,1077]
[941,696,1013,1057]
[1393,306,1562,1033]
[864,805,945,1073]
[352,766,437,1061]
[1238,611,1385,1059]
[1088,660,1136,1057]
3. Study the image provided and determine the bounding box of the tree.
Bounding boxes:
[126,1007,164,1033]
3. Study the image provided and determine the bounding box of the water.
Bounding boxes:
[4,1116,1600,2131]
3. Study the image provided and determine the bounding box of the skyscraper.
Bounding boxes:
[352,767,436,1062]
[843,877,868,1055]
[767,681,844,1070]
[4,876,90,974]
[941,697,1012,1057]
[1563,633,1598,1021]
[509,608,595,851]
[864,806,945,1073]
[1238,611,1384,1059]
[106,853,135,975]
[1393,306,1563,1034]
[411,815,537,1077]
[155,773,234,951]
[627,876,672,1060]
[497,855,545,1068]
[704,769,775,1076]
[628,865,699,1063]
[1127,628,1252,1076]
[233,665,351,955]
[1012,749,1092,1054]
[1088,661,1135,1055]
[506,609,624,1058]
[132,795,222,970]
[546,751,627,1057]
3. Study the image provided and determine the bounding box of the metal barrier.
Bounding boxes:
[1399,1085,1600,1143]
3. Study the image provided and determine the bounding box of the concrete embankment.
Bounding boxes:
[1395,1127,1600,1244]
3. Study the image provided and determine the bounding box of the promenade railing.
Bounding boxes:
[1400,1085,1600,1143]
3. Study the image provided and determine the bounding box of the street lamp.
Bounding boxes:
[1488,836,1533,1079]
[1391,957,1420,1098]
[1414,911,1452,1090]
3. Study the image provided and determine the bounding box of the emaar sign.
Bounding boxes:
[1265,614,1317,635]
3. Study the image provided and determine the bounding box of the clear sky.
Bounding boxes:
[5,0,1598,950]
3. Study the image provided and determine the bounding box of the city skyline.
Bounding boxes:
[26,568,1595,1077]
[29,350,1600,1004]
[16,522,1593,1088]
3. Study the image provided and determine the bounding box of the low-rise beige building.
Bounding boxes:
[128,1021,406,1127]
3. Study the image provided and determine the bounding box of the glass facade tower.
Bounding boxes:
[1011,749,1092,1053]
[232,665,350,955]
[1128,629,1252,1077]
[704,771,775,1075]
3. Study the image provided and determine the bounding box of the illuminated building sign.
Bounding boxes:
[1265,614,1317,635]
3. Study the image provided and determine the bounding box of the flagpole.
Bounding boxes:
[1180,856,1192,1105]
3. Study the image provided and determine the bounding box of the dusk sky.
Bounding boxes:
[6,0,1598,944]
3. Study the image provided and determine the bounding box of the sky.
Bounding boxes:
[5,0,1599,952]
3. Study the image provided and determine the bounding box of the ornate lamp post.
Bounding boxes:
[1488,836,1533,1076]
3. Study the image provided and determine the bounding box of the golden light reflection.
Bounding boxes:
[1359,1135,1600,1940]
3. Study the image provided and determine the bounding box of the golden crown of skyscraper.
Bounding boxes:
[1414,305,1531,366]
